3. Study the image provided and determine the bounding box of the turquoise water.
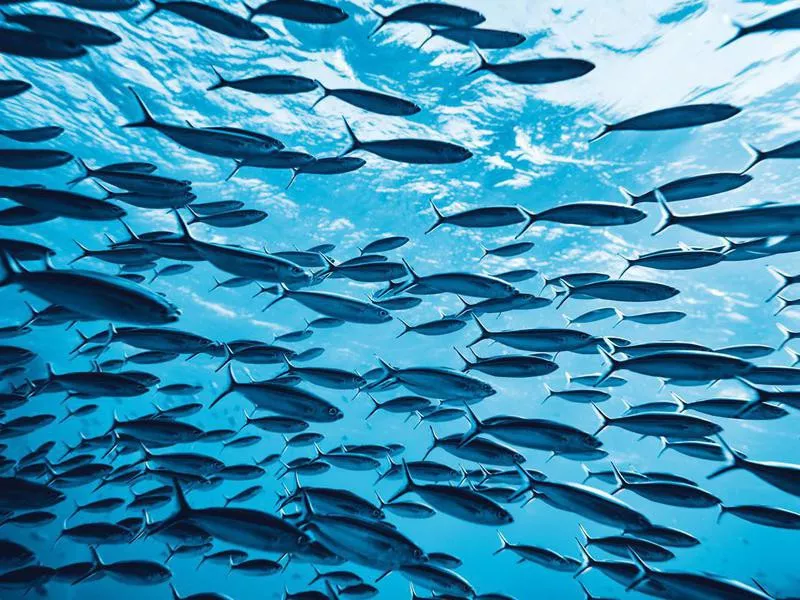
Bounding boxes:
[1,0,799,599]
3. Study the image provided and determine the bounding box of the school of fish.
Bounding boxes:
[0,0,799,599]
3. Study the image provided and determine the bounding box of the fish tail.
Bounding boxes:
[171,208,194,242]
[69,240,91,265]
[573,539,596,578]
[590,402,612,436]
[417,26,435,50]
[739,139,764,173]
[0,249,20,287]
[425,200,445,234]
[776,322,795,351]
[452,346,472,371]
[241,1,256,20]
[587,112,612,142]
[67,157,92,187]
[707,435,744,479]
[554,280,574,309]
[340,116,361,156]
[263,283,289,312]
[651,189,676,236]
[395,317,411,338]
[225,159,244,181]
[210,362,237,406]
[616,253,632,278]
[467,313,491,348]
[466,42,488,75]
[310,81,329,110]
[138,0,163,23]
[716,504,728,524]
[123,87,157,128]
[70,546,103,584]
[765,266,790,302]
[386,459,416,502]
[207,66,227,91]
[717,18,745,49]
[493,530,510,555]
[513,206,536,239]
[364,393,382,420]
[625,549,654,591]
[285,169,299,189]
[367,8,387,38]
[457,402,482,447]
[617,185,638,205]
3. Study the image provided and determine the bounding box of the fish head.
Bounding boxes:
[325,405,344,422]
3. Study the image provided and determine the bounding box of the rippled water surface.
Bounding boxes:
[1,0,799,599]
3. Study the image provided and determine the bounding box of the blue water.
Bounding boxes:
[1,0,799,599]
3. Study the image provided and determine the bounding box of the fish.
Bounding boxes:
[210,366,343,423]
[0,148,74,170]
[0,26,87,59]
[557,278,680,307]
[516,202,646,237]
[402,259,517,298]
[427,201,525,233]
[654,190,800,238]
[610,463,721,508]
[469,315,598,353]
[420,26,525,49]
[717,504,800,529]
[208,67,317,94]
[0,252,180,324]
[578,524,674,562]
[313,82,420,116]
[0,79,31,100]
[469,46,595,85]
[287,157,366,188]
[370,2,485,38]
[373,356,496,401]
[719,6,800,48]
[389,460,512,525]
[341,117,471,164]
[266,283,392,324]
[613,309,686,327]
[597,347,753,384]
[593,404,722,439]
[591,103,741,141]
[455,347,558,378]
[479,241,534,261]
[242,0,348,24]
[494,531,579,571]
[0,125,63,142]
[618,172,752,204]
[1,11,122,46]
[124,88,280,159]
[140,0,268,40]
[186,206,267,228]
[512,465,651,531]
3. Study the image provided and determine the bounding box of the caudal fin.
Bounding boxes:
[367,8,387,38]
[425,200,445,234]
[123,87,158,128]
[339,117,361,156]
[466,42,489,75]
[587,112,612,143]
[651,189,676,236]
[739,139,765,173]
[207,66,228,91]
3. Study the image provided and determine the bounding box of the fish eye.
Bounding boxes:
[328,407,338,415]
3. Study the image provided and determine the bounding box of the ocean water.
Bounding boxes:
[1,1,799,599]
